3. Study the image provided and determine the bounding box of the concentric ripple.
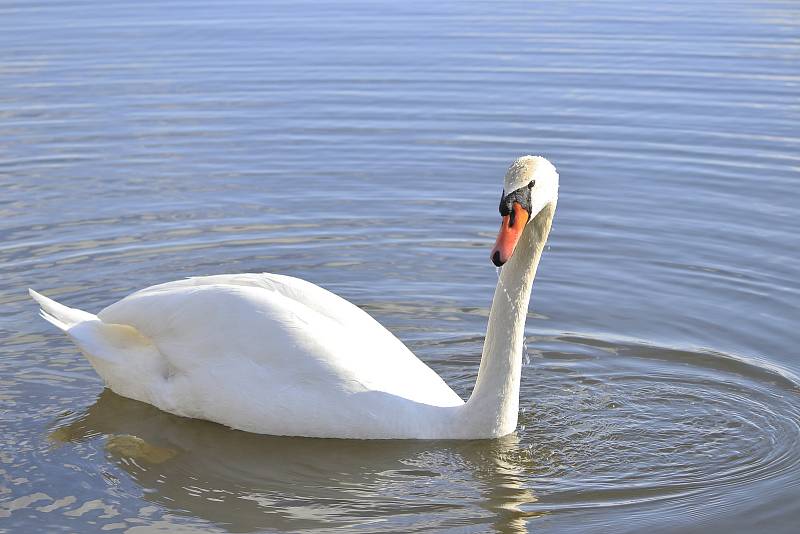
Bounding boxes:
[509,336,800,530]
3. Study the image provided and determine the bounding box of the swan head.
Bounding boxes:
[491,156,559,267]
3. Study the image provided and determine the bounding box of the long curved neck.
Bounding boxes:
[460,202,555,437]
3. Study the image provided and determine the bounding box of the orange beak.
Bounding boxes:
[490,203,529,267]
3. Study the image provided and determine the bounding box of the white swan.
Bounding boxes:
[30,156,558,440]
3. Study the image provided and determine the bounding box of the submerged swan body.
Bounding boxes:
[31,156,558,439]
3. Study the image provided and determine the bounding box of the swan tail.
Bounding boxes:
[29,289,96,331]
[29,289,152,366]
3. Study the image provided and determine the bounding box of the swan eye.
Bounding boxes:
[528,180,535,188]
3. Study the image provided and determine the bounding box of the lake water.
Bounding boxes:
[1,0,799,532]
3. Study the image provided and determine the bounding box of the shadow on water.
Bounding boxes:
[50,389,546,533]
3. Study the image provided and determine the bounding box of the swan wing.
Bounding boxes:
[96,274,463,430]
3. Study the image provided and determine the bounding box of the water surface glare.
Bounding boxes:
[2,0,799,532]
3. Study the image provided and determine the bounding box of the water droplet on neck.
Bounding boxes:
[494,259,533,369]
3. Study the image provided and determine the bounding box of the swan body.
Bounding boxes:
[31,156,558,440]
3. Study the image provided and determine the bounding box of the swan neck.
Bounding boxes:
[462,202,555,437]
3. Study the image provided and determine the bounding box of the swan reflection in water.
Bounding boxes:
[51,389,545,532]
